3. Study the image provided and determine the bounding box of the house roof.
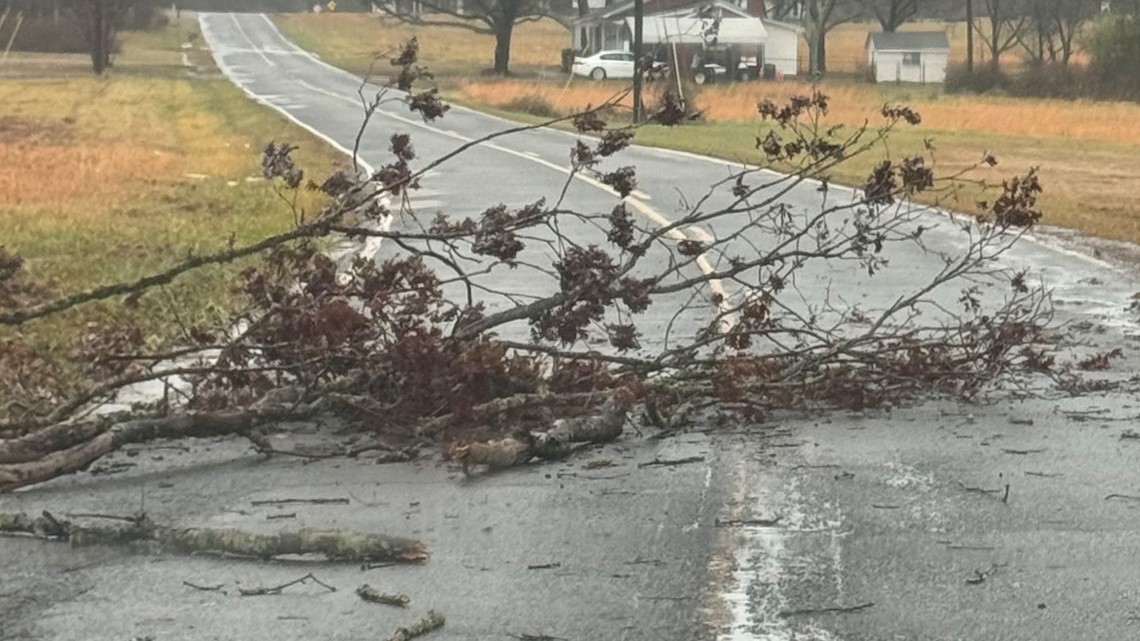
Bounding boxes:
[867,31,950,52]
[575,0,754,25]
[760,18,804,34]
[626,14,768,45]
[866,31,948,52]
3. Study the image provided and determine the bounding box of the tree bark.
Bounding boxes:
[92,1,107,75]
[0,511,429,562]
[0,413,254,493]
[492,21,514,74]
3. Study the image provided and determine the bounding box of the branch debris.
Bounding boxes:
[388,610,446,641]
[0,511,428,562]
[357,584,411,607]
[240,572,337,596]
[779,602,874,617]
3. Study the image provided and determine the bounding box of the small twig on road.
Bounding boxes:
[267,512,297,520]
[779,602,874,617]
[638,456,705,468]
[527,562,562,570]
[958,481,1009,501]
[1105,493,1140,502]
[1008,418,1034,425]
[250,498,350,506]
[387,610,445,641]
[1025,471,1062,478]
[356,584,410,607]
[182,580,225,592]
[362,561,397,571]
[64,512,142,523]
[943,543,997,551]
[789,464,840,470]
[508,633,568,641]
[1001,448,1047,455]
[239,573,337,597]
[965,563,1007,585]
[1121,430,1140,441]
[715,516,781,527]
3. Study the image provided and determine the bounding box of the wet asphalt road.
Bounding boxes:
[2,13,1140,641]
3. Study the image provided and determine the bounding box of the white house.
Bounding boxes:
[572,0,801,76]
[866,31,950,84]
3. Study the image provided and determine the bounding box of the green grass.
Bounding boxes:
[0,17,343,383]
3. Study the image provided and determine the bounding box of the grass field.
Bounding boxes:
[275,13,569,78]
[277,12,1140,246]
[0,18,341,363]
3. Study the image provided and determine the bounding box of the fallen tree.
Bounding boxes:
[0,40,1064,490]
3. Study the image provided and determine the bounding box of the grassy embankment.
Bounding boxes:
[0,17,341,355]
[276,13,1140,246]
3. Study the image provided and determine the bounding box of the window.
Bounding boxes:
[902,52,921,66]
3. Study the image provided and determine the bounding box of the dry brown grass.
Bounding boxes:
[0,79,278,215]
[0,75,340,350]
[457,78,1140,146]
[456,76,1140,245]
[280,13,1140,245]
[274,13,570,77]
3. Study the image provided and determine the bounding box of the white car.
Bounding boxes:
[572,50,636,80]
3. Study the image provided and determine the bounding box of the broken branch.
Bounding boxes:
[388,610,445,641]
[0,511,428,562]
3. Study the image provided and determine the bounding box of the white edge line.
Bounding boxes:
[201,13,374,177]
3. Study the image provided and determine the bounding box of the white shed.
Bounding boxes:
[866,31,950,84]
[760,18,801,77]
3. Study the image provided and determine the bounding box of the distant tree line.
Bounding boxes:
[0,1,166,71]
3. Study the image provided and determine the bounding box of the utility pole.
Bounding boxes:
[632,0,643,123]
[966,0,974,72]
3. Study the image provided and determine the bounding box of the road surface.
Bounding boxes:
[2,13,1139,641]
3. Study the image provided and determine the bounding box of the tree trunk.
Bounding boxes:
[989,18,1001,72]
[577,0,588,51]
[966,0,974,72]
[817,28,827,74]
[92,1,107,75]
[493,21,514,75]
[807,26,827,75]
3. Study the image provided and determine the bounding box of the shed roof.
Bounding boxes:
[867,31,950,52]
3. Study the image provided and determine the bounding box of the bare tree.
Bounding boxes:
[860,0,923,32]
[975,0,1028,71]
[372,0,562,75]
[1035,0,1094,65]
[66,0,134,74]
[768,0,803,20]
[802,0,862,75]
